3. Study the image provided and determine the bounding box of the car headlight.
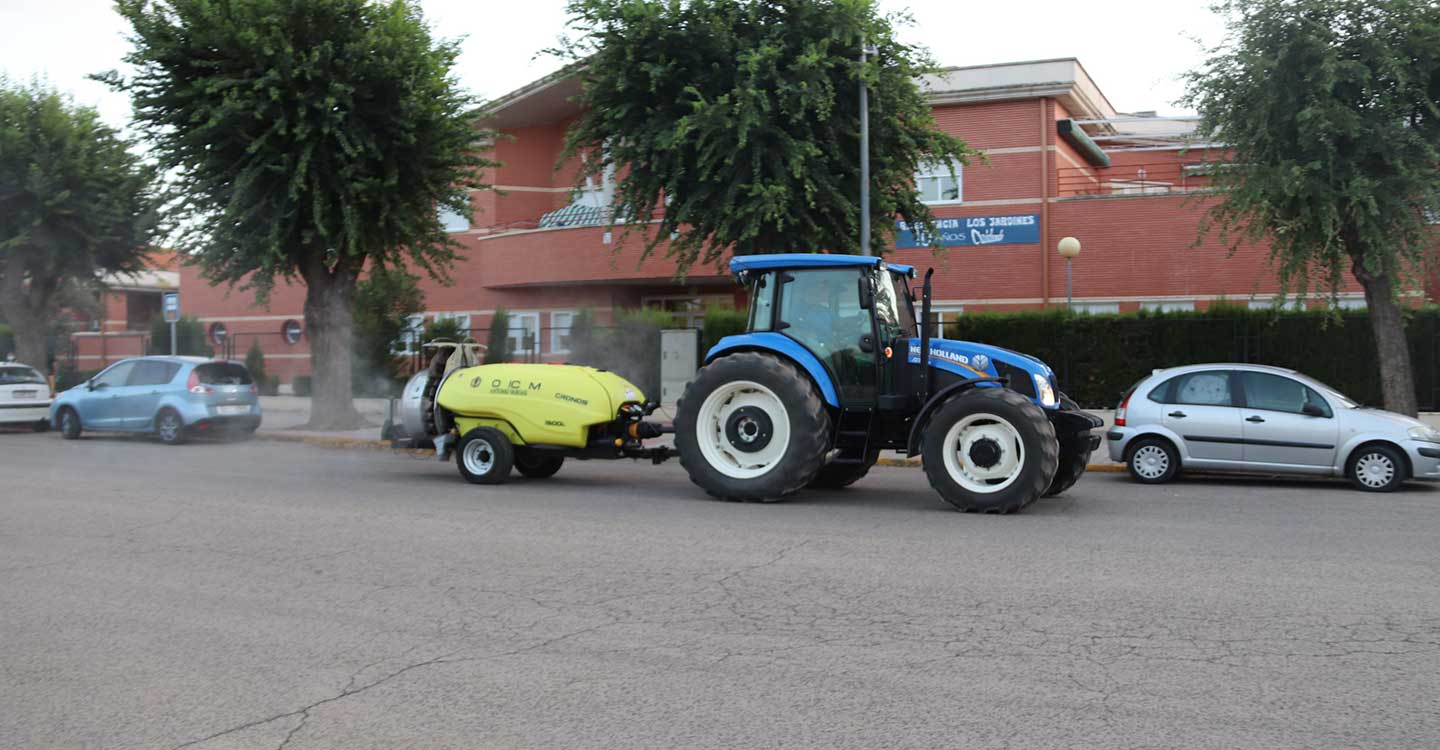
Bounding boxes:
[1033,373,1057,407]
[1408,426,1440,443]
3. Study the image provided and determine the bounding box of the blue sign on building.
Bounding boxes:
[895,214,1041,248]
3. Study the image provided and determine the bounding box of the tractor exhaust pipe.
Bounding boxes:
[920,268,934,402]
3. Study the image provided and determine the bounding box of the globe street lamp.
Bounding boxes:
[1057,236,1081,310]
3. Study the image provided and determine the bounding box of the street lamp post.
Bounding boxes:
[859,40,877,256]
[1057,236,1082,310]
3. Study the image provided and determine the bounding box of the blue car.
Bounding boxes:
[50,356,262,444]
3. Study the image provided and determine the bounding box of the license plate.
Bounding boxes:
[216,405,249,416]
[12,390,35,399]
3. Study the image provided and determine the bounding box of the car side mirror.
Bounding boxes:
[857,276,874,310]
[86,379,97,391]
[1302,402,1326,417]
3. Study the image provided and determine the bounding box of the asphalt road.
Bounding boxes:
[3,430,1439,750]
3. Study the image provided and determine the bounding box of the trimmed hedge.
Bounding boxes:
[944,306,1439,410]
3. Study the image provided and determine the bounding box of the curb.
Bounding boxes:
[256,432,1128,473]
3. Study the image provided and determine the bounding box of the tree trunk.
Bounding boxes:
[301,268,366,431]
[0,253,52,373]
[1358,270,1418,416]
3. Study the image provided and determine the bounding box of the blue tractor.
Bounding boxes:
[674,254,1103,513]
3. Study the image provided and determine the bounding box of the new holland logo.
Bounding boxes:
[971,354,991,371]
[928,347,970,366]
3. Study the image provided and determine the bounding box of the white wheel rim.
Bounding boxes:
[941,413,1025,493]
[1132,445,1170,479]
[1355,453,1395,488]
[463,438,496,476]
[695,380,791,479]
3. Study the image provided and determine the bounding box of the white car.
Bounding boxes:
[1107,363,1440,492]
[0,363,53,431]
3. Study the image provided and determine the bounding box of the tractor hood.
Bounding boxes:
[907,337,1060,407]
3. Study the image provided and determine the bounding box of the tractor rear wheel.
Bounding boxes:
[675,353,831,502]
[514,450,564,479]
[807,451,880,489]
[921,388,1058,513]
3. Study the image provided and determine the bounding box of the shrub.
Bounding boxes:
[244,340,268,385]
[55,367,100,392]
[149,314,213,357]
[484,309,510,364]
[292,375,312,397]
[261,374,281,396]
[700,305,748,352]
[563,307,676,399]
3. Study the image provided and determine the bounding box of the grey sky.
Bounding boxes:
[0,0,1226,132]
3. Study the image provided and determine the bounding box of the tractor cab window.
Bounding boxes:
[746,271,776,331]
[872,268,915,341]
[778,268,876,405]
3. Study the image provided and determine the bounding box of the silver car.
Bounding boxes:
[1107,363,1440,492]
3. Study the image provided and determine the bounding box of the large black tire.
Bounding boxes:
[921,388,1058,513]
[675,352,832,502]
[514,450,564,479]
[33,418,50,432]
[156,408,187,445]
[807,450,880,489]
[1045,394,1092,497]
[456,427,514,485]
[58,408,81,440]
[1345,443,1406,492]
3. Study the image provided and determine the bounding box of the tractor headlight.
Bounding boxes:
[1033,374,1057,407]
[1408,425,1440,443]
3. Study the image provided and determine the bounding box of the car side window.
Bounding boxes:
[92,361,137,388]
[127,361,181,386]
[1169,370,1235,407]
[1241,372,1331,417]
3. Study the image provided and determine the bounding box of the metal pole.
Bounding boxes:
[859,41,872,257]
[1066,257,1074,310]
[169,321,176,356]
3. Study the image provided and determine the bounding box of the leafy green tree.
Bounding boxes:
[1183,0,1440,415]
[484,309,511,364]
[352,265,425,384]
[557,0,976,270]
[111,0,495,429]
[0,79,159,372]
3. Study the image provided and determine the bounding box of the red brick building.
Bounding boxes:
[73,58,1385,383]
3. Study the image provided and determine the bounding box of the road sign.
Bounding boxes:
[163,293,180,323]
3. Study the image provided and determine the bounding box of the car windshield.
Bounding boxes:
[1305,378,1359,409]
[194,362,253,385]
[0,365,45,385]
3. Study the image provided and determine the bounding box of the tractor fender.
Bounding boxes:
[705,333,839,407]
[904,376,1006,457]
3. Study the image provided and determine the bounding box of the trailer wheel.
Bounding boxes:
[921,388,1058,513]
[807,451,880,489]
[1045,394,1092,497]
[514,450,564,479]
[675,352,831,502]
[456,427,514,485]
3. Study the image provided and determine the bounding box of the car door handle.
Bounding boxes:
[1168,411,1186,418]
[1246,415,1266,423]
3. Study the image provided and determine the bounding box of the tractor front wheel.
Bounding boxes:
[675,353,831,502]
[921,388,1058,513]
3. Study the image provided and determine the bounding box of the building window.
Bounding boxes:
[927,306,964,336]
[1107,180,1171,195]
[434,312,472,338]
[1070,302,1119,315]
[551,311,576,354]
[281,319,303,345]
[507,312,540,356]
[438,205,469,233]
[1335,297,1367,310]
[1141,301,1195,313]
[915,161,963,204]
[393,314,425,355]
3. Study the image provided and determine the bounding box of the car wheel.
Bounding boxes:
[58,408,82,440]
[156,409,187,445]
[1346,444,1405,492]
[33,418,50,433]
[1126,437,1179,484]
[456,427,514,485]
